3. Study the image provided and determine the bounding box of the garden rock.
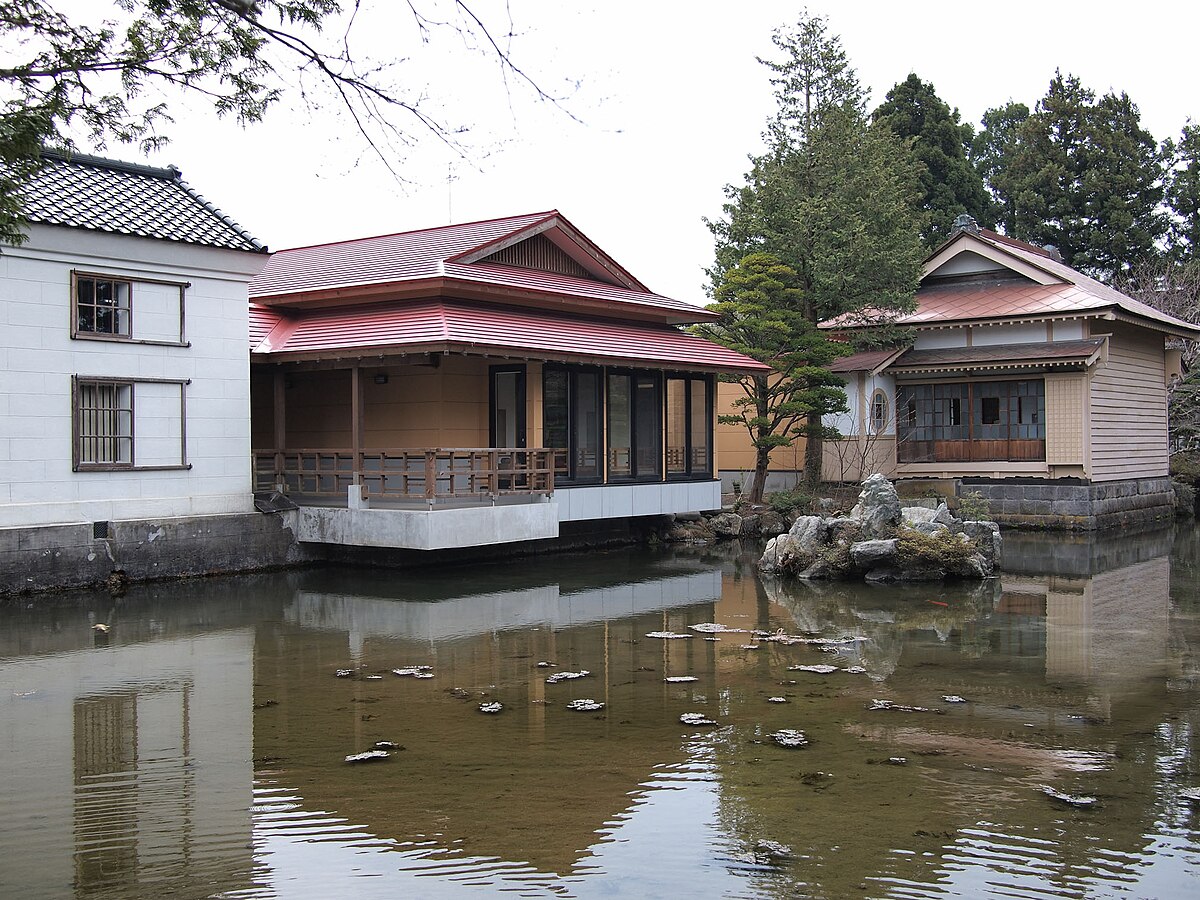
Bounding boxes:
[758,511,788,537]
[709,513,744,538]
[850,539,898,570]
[856,473,902,539]
[757,474,1000,583]
[958,520,1002,569]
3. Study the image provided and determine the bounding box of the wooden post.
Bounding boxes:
[272,369,287,489]
[351,364,363,490]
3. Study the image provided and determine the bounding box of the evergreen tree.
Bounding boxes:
[694,253,846,505]
[1166,122,1200,263]
[971,100,1030,233]
[707,13,924,490]
[976,72,1167,280]
[873,73,991,248]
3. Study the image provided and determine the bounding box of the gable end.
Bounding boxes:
[480,232,596,280]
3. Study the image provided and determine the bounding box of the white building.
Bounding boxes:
[0,152,285,590]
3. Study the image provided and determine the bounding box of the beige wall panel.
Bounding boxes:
[528,362,544,448]
[715,380,808,474]
[1088,323,1168,481]
[823,436,897,483]
[1045,373,1086,468]
[286,370,352,447]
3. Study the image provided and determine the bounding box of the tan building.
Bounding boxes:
[250,211,769,550]
[718,221,1199,528]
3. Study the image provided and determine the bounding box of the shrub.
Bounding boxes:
[895,529,979,573]
[768,487,813,515]
[957,490,991,521]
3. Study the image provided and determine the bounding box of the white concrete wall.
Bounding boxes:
[0,224,267,527]
[555,480,722,521]
[972,321,1047,346]
[913,329,967,350]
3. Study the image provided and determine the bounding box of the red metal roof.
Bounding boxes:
[828,347,906,373]
[251,300,769,374]
[249,304,283,346]
[823,231,1200,338]
[249,210,713,324]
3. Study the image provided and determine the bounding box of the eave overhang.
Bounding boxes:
[249,273,718,326]
[885,338,1108,377]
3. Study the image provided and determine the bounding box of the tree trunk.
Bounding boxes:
[750,443,772,505]
[803,410,823,492]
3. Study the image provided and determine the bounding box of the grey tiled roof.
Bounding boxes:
[21,150,266,253]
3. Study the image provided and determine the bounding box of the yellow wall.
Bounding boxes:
[715,379,807,475]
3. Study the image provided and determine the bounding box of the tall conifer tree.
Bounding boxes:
[873,73,991,248]
[975,72,1166,280]
[707,13,924,490]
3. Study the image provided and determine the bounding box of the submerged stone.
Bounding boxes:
[393,666,434,678]
[345,750,390,764]
[769,729,809,748]
[1041,785,1098,808]
[478,702,503,714]
[566,698,604,711]
[680,712,718,726]
[546,669,591,684]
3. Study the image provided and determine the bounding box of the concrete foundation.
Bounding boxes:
[0,512,305,595]
[956,477,1176,530]
[296,501,559,550]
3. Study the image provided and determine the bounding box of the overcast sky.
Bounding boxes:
[140,1,1199,304]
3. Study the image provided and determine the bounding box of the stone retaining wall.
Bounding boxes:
[0,512,306,595]
[960,477,1175,530]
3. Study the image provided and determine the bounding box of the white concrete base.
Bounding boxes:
[554,480,721,522]
[296,501,560,550]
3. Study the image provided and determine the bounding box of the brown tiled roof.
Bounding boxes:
[888,339,1106,373]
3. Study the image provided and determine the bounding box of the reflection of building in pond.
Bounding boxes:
[252,560,729,877]
[721,531,1184,899]
[0,631,255,897]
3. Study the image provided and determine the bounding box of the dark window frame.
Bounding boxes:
[606,368,662,482]
[70,270,192,347]
[488,364,527,449]
[543,364,604,485]
[895,378,1046,463]
[664,372,714,482]
[72,375,192,472]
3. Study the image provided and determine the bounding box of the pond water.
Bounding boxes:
[2,526,1200,899]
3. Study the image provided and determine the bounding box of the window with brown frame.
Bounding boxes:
[72,376,190,471]
[896,379,1045,463]
[74,275,132,338]
[74,380,133,468]
[71,271,190,345]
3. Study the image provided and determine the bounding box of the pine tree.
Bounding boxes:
[975,72,1167,279]
[694,253,846,505]
[1166,123,1200,263]
[873,73,991,248]
[707,13,924,490]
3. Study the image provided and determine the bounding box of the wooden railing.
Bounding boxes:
[253,448,554,503]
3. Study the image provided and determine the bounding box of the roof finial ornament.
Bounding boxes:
[952,214,980,235]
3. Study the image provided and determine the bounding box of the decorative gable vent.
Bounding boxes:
[481,233,596,280]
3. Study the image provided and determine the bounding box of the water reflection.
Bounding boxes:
[0,536,1197,899]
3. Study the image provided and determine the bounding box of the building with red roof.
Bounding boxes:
[248,211,769,549]
[811,218,1200,528]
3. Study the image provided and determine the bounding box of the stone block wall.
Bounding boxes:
[959,477,1175,530]
[0,512,306,594]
